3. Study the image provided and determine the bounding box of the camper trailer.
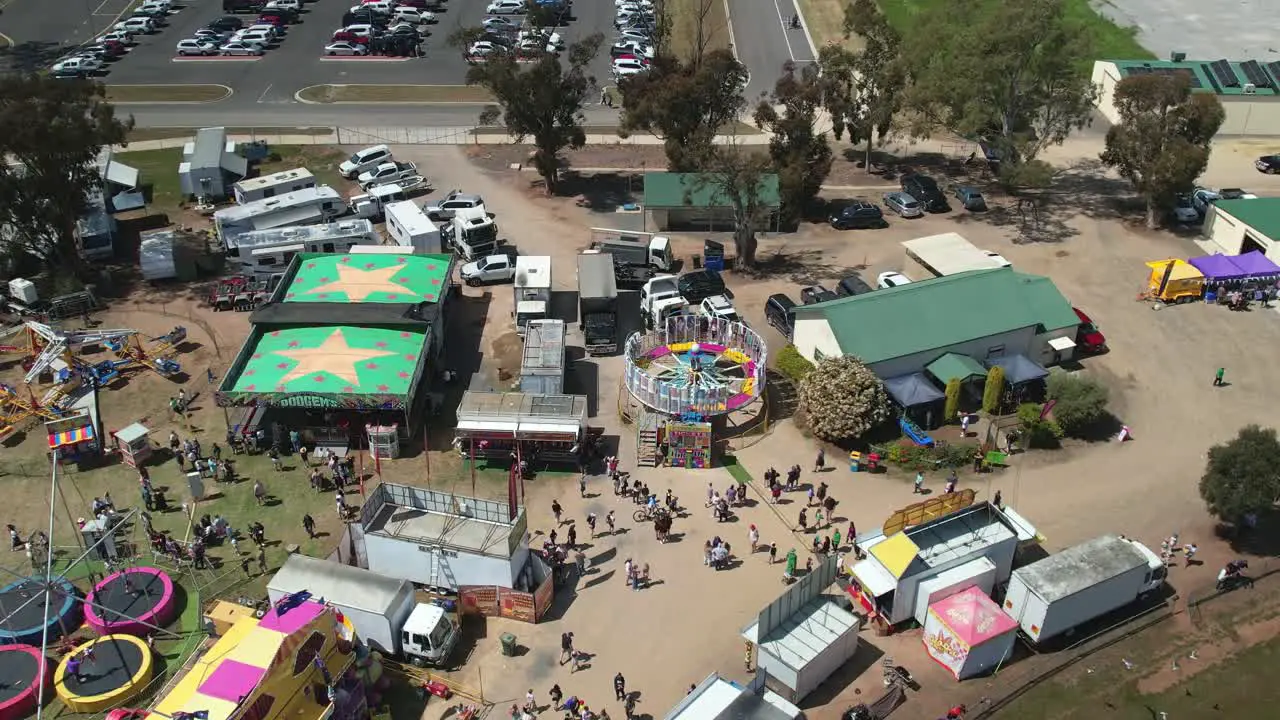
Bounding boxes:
[245,243,305,276]
[231,221,381,276]
[233,168,316,204]
[213,186,345,247]
[384,201,442,254]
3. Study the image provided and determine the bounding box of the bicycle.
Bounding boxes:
[632,507,667,523]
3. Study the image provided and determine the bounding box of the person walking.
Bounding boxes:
[269,447,282,471]
[807,485,816,506]
[1214,367,1226,387]
[299,445,310,467]
[914,471,925,494]
[579,472,588,498]
[559,632,575,665]
[960,413,970,437]
[256,545,268,575]
[67,654,83,682]
[798,508,808,533]
[813,448,825,473]
[574,549,587,574]
[552,500,564,526]
[253,480,267,505]
[567,524,577,549]
[302,514,316,538]
[586,512,598,537]
[769,542,778,564]
[992,490,1002,508]
[748,524,759,554]
[640,562,650,589]
[833,528,842,551]
[1184,543,1199,565]
[289,429,301,454]
[944,471,958,494]
[624,558,633,584]
[814,508,824,530]
[614,673,626,702]
[605,510,616,535]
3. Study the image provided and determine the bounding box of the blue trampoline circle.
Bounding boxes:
[0,576,81,645]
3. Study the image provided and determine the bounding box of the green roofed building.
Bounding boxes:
[642,172,781,232]
[792,267,1081,386]
[1202,197,1280,259]
[1092,58,1280,137]
[216,252,455,433]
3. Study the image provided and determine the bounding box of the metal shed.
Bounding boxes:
[178,127,248,201]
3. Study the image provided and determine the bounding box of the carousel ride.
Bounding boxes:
[624,314,768,468]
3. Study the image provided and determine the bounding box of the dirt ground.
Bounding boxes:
[5,131,1280,720]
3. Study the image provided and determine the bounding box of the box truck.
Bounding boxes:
[515,255,552,335]
[267,554,459,666]
[1002,534,1166,644]
[577,253,618,355]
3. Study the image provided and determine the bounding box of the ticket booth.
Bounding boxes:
[113,422,153,468]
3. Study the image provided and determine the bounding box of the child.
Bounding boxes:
[769,542,778,564]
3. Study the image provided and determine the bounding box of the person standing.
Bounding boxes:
[559,632,574,665]
[302,514,316,539]
[586,513,598,537]
[579,472,588,498]
[552,500,564,526]
[807,485,816,506]
[640,562,650,589]
[567,524,577,549]
[299,445,310,467]
[624,558,633,584]
[914,471,925,494]
[944,472,958,494]
[256,545,268,575]
[67,653,83,682]
[269,447,282,471]
[1184,543,1199,565]
[605,510,616,535]
[574,549,587,574]
[813,448,825,473]
[743,641,754,672]
[614,672,626,701]
[1214,367,1226,387]
[798,509,808,533]
[289,429,302,454]
[253,480,267,505]
[748,524,759,554]
[960,413,970,437]
[833,528,842,551]
[992,490,1002,508]
[769,542,778,564]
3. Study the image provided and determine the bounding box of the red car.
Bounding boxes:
[1073,307,1106,353]
[257,13,292,27]
[331,29,370,43]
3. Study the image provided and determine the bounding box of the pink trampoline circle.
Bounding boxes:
[84,568,176,637]
[0,643,53,720]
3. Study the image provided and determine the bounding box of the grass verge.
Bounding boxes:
[796,0,863,52]
[127,127,334,143]
[667,0,732,63]
[876,0,1153,60]
[106,84,232,103]
[296,84,493,103]
[468,121,762,137]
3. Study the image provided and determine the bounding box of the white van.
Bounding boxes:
[339,145,392,179]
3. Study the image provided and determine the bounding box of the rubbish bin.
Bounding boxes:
[500,632,517,656]
[704,239,725,272]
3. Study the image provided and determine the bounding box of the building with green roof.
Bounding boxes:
[215,252,455,439]
[1093,58,1280,136]
[642,172,781,232]
[792,267,1081,385]
[1203,197,1280,258]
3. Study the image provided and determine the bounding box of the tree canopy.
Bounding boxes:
[1045,371,1111,437]
[818,0,904,170]
[0,75,132,278]
[618,49,748,171]
[685,146,773,267]
[903,0,1096,186]
[1099,72,1224,228]
[798,355,892,442]
[1200,425,1280,523]
[458,33,604,195]
[754,62,832,224]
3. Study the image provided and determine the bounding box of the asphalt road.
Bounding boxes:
[1095,0,1280,63]
[728,0,813,101]
[0,0,137,70]
[121,102,623,127]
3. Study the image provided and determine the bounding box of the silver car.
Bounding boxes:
[882,191,923,218]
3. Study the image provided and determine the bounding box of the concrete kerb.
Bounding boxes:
[118,133,340,151]
[107,84,234,104]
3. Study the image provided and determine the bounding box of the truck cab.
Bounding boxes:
[640,275,686,330]
[699,294,740,322]
[399,604,459,667]
[1127,537,1168,592]
[589,228,674,272]
[445,207,500,261]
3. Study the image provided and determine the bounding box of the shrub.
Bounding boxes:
[870,439,979,472]
[943,378,961,420]
[982,366,1005,413]
[1201,425,1280,523]
[1046,371,1110,437]
[776,345,817,383]
[797,355,892,442]
[1017,402,1063,449]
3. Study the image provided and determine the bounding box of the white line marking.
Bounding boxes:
[772,0,796,62]
[90,0,114,15]
[257,83,274,102]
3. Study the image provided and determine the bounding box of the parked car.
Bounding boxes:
[467,40,506,60]
[223,0,266,13]
[610,40,653,58]
[519,28,563,48]
[51,56,103,74]
[1255,154,1280,173]
[358,161,418,188]
[829,201,886,230]
[800,285,838,305]
[220,41,266,55]
[339,144,392,178]
[836,274,873,297]
[1172,194,1199,224]
[78,43,125,60]
[901,173,949,212]
[332,28,370,43]
[325,41,368,55]
[876,271,912,289]
[207,16,246,32]
[257,12,296,26]
[233,29,277,46]
[615,28,653,44]
[677,270,727,304]
[882,191,922,218]
[114,17,156,34]
[192,28,233,43]
[460,255,517,285]
[483,16,519,31]
[485,0,525,13]
[765,294,797,339]
[99,30,137,45]
[425,191,484,220]
[264,0,302,11]
[247,22,284,37]
[133,6,170,21]
[176,39,220,55]
[612,56,649,77]
[354,0,394,13]
[1073,307,1107,353]
[392,7,435,23]
[951,185,986,211]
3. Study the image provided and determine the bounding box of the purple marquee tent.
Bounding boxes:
[1188,252,1280,282]
[1230,251,1280,280]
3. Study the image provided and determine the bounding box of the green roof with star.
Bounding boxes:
[280,253,452,304]
[228,326,427,399]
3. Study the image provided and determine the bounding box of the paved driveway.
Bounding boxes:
[728,0,813,100]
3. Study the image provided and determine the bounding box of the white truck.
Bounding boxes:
[443,207,501,261]
[358,161,420,190]
[267,554,459,667]
[588,228,675,287]
[384,200,443,254]
[214,186,346,246]
[639,275,687,330]
[515,255,552,335]
[1002,534,1167,645]
[349,183,410,221]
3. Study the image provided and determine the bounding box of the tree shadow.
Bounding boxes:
[553,170,642,211]
[738,248,861,286]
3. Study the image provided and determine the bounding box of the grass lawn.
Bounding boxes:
[667,0,732,63]
[876,0,1153,60]
[106,85,232,103]
[796,0,863,52]
[127,127,334,143]
[114,145,350,215]
[296,84,493,104]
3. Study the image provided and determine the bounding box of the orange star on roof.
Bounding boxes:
[305,264,417,302]
[274,329,396,386]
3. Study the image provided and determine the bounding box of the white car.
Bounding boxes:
[519,29,563,48]
[611,40,653,58]
[467,40,506,59]
[325,41,368,55]
[351,1,392,13]
[460,254,517,285]
[220,41,265,56]
[99,30,137,45]
[138,1,171,15]
[392,7,436,24]
[340,24,376,38]
[1172,195,1199,224]
[51,56,103,74]
[615,28,652,43]
[616,2,653,15]
[700,295,740,322]
[876,271,912,289]
[611,57,649,76]
[483,16,518,31]
[114,17,156,34]
[486,0,525,14]
[339,144,392,178]
[518,38,556,54]
[247,23,284,37]
[264,0,302,10]
[233,30,276,46]
[615,0,653,7]
[175,39,219,56]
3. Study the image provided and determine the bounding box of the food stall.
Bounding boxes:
[112,422,153,468]
[46,412,100,463]
[922,586,1018,680]
[453,392,588,465]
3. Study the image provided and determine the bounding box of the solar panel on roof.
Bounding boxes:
[1125,65,1152,77]
[1240,60,1272,88]
[1210,59,1239,87]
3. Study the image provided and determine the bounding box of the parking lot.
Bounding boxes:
[14,0,623,101]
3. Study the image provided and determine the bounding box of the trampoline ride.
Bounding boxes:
[0,577,80,646]
[84,568,177,636]
[624,315,767,416]
[0,644,53,720]
[54,634,153,713]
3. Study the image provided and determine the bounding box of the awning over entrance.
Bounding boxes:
[986,354,1048,385]
[925,353,987,384]
[1047,336,1076,353]
[883,373,945,407]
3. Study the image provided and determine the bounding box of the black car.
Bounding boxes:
[1256,155,1280,174]
[207,16,245,32]
[677,270,727,304]
[901,173,949,213]
[343,10,387,26]
[765,294,797,338]
[830,201,886,230]
[836,274,873,297]
[222,0,265,13]
[800,285,838,305]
